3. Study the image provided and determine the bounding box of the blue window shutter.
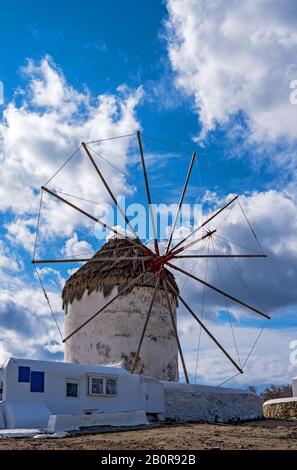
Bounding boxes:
[30,371,45,393]
[18,366,30,383]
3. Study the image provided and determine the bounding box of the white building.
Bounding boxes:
[0,357,164,431]
[0,357,265,432]
[63,238,179,381]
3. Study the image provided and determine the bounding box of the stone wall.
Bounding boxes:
[263,397,297,419]
[163,383,263,423]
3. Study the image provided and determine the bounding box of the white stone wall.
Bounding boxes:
[163,383,263,423]
[263,397,297,419]
[64,285,179,381]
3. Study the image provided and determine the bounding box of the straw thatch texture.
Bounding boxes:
[62,238,178,308]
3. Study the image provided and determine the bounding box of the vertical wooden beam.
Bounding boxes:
[166,280,243,374]
[166,152,196,254]
[137,131,160,255]
[163,279,189,383]
[131,276,160,374]
[82,142,141,243]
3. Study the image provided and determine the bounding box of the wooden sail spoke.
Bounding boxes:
[32,256,152,264]
[165,152,196,254]
[166,280,243,374]
[166,262,270,320]
[131,276,160,374]
[169,229,216,257]
[169,195,238,254]
[82,142,142,244]
[174,254,267,259]
[137,131,160,256]
[41,186,151,257]
[163,279,189,383]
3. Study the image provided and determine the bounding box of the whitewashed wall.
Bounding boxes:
[64,285,179,381]
[1,358,149,428]
[163,383,263,423]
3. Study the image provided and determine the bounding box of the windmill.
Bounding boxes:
[32,131,270,384]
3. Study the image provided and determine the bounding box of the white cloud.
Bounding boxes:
[0,232,65,364]
[0,241,22,272]
[166,0,297,142]
[62,232,93,257]
[5,217,36,253]
[179,315,296,388]
[0,56,143,366]
[0,267,64,365]
[0,56,143,248]
[23,56,88,114]
[171,189,297,319]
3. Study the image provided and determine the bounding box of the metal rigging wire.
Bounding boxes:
[217,372,242,387]
[213,236,265,312]
[144,132,264,254]
[213,234,261,253]
[236,198,265,254]
[53,190,104,206]
[86,144,130,178]
[194,238,211,383]
[210,236,241,367]
[213,232,269,386]
[44,145,82,186]
[32,188,43,260]
[85,132,136,145]
[242,319,268,369]
[217,317,268,387]
[34,265,64,344]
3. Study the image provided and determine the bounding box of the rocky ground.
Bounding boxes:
[0,419,296,450]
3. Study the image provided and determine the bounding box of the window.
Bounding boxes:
[88,376,117,397]
[106,378,117,396]
[89,377,104,396]
[66,381,79,398]
[30,371,44,393]
[18,366,30,383]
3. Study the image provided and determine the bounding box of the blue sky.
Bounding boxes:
[0,0,297,390]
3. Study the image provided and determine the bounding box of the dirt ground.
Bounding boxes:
[0,420,296,450]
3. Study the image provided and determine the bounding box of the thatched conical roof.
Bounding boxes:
[62,237,178,308]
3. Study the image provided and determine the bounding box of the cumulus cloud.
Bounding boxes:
[179,315,297,388]
[172,189,297,321]
[5,217,36,253]
[0,247,64,365]
[166,0,297,142]
[62,232,93,257]
[0,55,143,364]
[0,56,143,247]
[0,240,22,272]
